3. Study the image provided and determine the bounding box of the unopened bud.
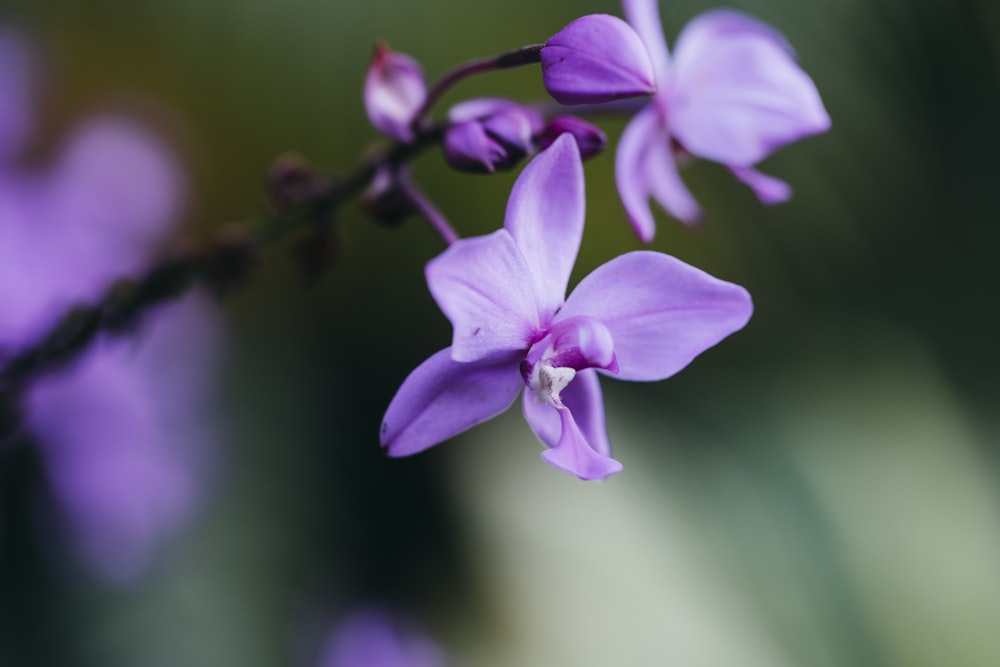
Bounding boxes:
[537,116,607,159]
[364,42,426,142]
[541,14,655,105]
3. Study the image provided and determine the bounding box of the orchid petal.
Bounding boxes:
[381,347,523,457]
[644,127,703,225]
[730,165,792,204]
[542,14,656,105]
[615,106,701,240]
[621,0,672,85]
[560,251,752,381]
[523,368,612,457]
[426,230,539,362]
[541,405,622,480]
[670,9,830,166]
[504,133,584,321]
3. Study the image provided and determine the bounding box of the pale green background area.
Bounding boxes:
[1,0,998,666]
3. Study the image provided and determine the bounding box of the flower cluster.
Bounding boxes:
[0,2,831,587]
[365,1,828,480]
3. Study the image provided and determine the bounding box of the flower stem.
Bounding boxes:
[396,173,459,246]
[410,44,543,133]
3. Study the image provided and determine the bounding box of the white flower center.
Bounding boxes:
[528,362,576,408]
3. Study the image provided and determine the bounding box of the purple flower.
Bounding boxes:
[443,98,544,173]
[0,36,221,582]
[364,42,427,142]
[319,609,446,667]
[542,14,656,105]
[381,134,752,480]
[26,294,221,583]
[617,2,831,241]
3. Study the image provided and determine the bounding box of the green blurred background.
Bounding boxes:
[2,0,999,665]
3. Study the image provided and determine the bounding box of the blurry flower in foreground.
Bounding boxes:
[541,13,656,105]
[381,135,751,480]
[319,609,447,667]
[0,33,221,582]
[365,42,427,142]
[617,1,831,241]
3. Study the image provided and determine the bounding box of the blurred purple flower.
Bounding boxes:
[319,609,447,667]
[365,42,427,142]
[381,135,752,480]
[0,34,221,582]
[541,13,656,105]
[617,1,831,241]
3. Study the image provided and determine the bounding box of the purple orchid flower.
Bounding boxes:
[617,1,831,241]
[319,609,447,667]
[381,134,752,480]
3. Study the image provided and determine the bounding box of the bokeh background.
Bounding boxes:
[2,0,999,665]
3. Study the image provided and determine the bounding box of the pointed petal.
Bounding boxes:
[729,165,792,204]
[504,134,584,321]
[541,14,656,105]
[615,107,701,240]
[670,9,831,166]
[560,251,753,381]
[644,129,703,225]
[381,348,523,457]
[541,405,622,480]
[621,0,672,86]
[523,368,612,457]
[614,107,658,243]
[426,229,539,363]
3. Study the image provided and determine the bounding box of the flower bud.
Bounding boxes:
[541,14,656,105]
[444,99,545,173]
[364,42,426,142]
[443,120,508,173]
[360,165,417,224]
[537,116,607,159]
